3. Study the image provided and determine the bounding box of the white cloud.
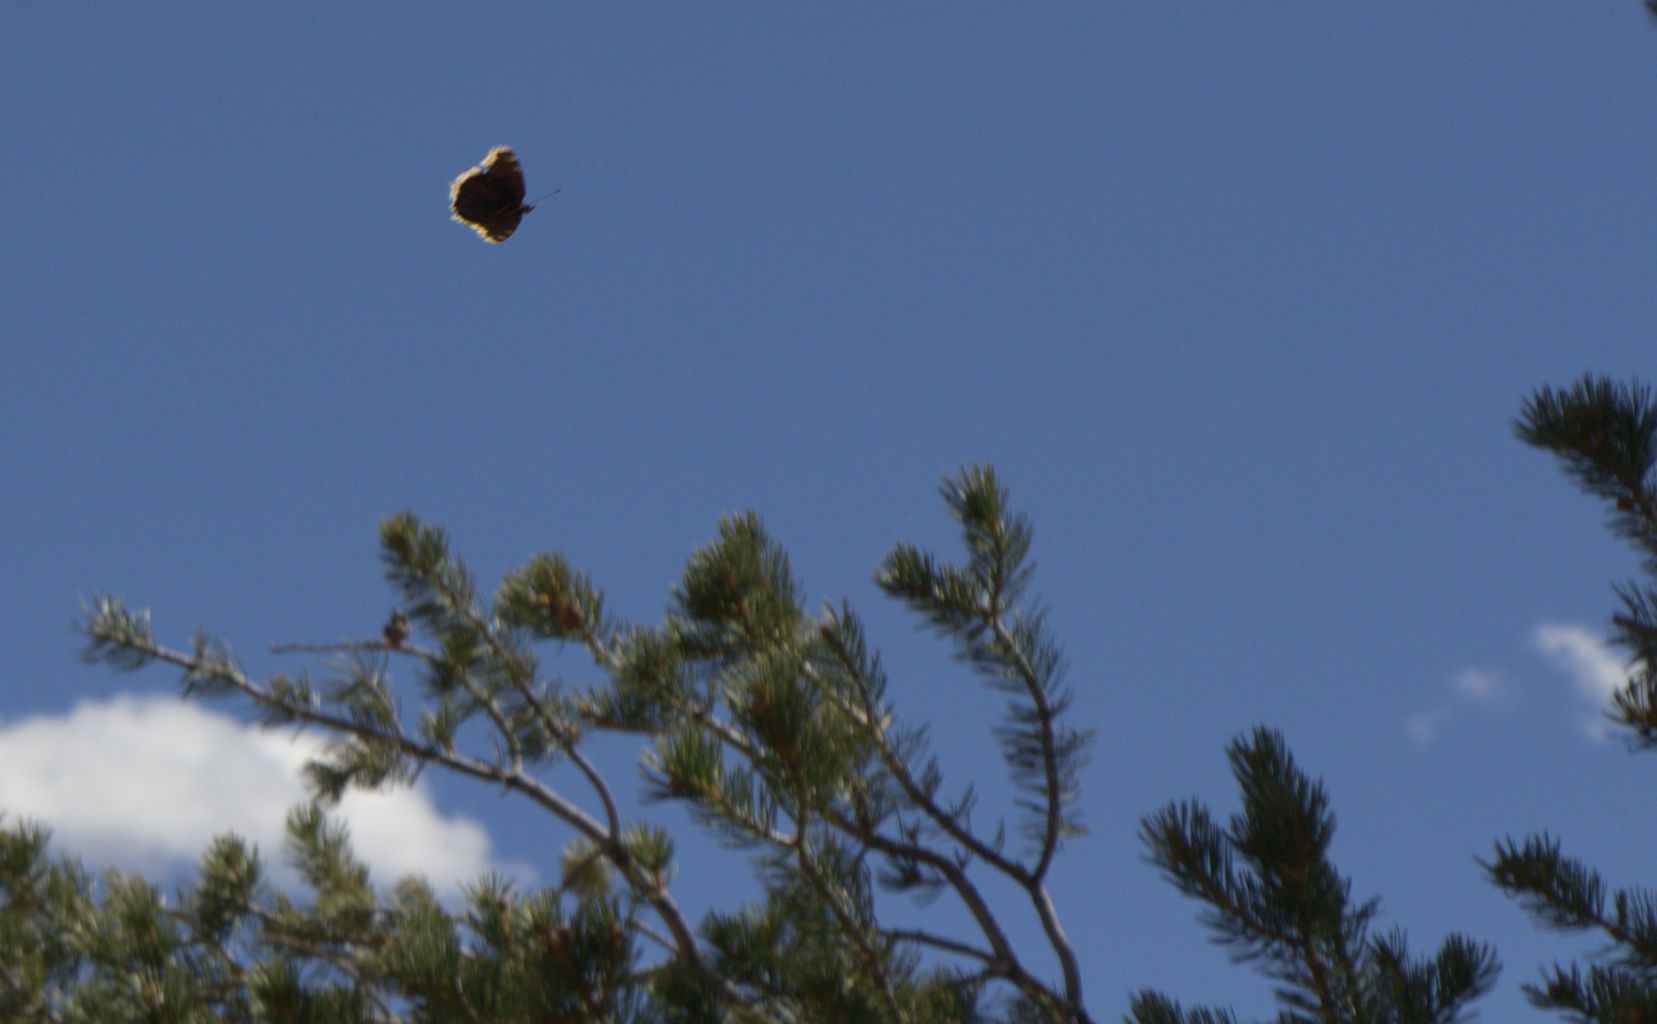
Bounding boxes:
[1404,667,1503,744]
[1533,623,1634,741]
[0,694,530,895]
[1451,668,1500,701]
[1405,708,1447,745]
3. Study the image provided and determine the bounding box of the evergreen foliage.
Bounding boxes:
[1485,374,1657,1024]
[1130,728,1498,1024]
[15,369,1657,1023]
[9,466,1097,1023]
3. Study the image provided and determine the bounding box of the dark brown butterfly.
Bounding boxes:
[450,147,535,242]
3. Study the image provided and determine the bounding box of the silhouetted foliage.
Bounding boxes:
[1487,375,1657,1024]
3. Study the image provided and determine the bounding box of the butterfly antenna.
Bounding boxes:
[526,188,562,207]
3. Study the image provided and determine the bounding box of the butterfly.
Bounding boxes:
[449,147,537,243]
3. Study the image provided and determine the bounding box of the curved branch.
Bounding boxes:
[121,636,708,975]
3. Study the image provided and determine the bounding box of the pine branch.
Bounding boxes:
[787,827,905,1022]
[816,615,1088,1020]
[1482,375,1657,1024]
[876,467,1092,868]
[873,466,1095,1021]
[883,927,997,967]
[1127,991,1241,1024]
[1145,727,1496,1024]
[72,468,1104,1024]
[78,600,711,985]
[641,615,1068,1016]
[1487,834,1657,970]
[1517,375,1657,580]
[816,607,1026,880]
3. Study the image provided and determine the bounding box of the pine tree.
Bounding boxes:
[1130,728,1498,1024]
[15,370,1656,1022]
[5,466,1095,1023]
[1485,375,1657,1024]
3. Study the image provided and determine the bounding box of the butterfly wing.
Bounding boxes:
[450,147,529,242]
[480,147,527,205]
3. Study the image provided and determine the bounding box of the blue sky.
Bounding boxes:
[3,4,1655,1020]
